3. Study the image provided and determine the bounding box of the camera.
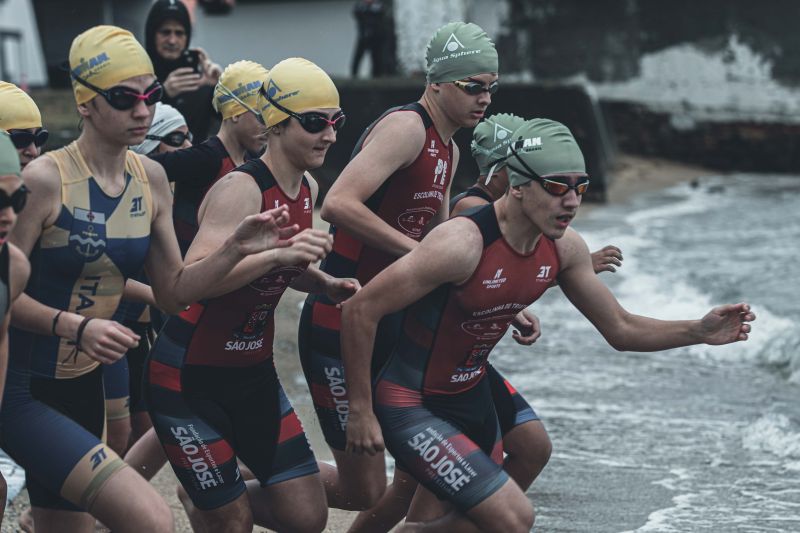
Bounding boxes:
[180,49,202,74]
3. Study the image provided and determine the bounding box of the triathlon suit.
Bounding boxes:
[374,203,559,511]
[450,189,541,436]
[299,102,453,450]
[145,160,318,510]
[1,143,152,510]
[103,136,239,420]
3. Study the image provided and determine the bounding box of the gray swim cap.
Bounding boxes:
[471,113,525,176]
[425,22,498,84]
[505,119,585,187]
[0,131,21,177]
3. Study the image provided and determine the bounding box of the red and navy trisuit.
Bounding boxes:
[144,159,318,510]
[374,203,559,511]
[299,102,454,450]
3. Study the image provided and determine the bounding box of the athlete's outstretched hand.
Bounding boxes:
[699,303,755,345]
[512,309,541,346]
[346,410,385,456]
[231,205,298,257]
[275,229,333,267]
[80,319,141,365]
[591,245,623,274]
[328,277,361,308]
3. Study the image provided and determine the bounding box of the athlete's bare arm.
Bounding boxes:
[321,110,427,257]
[556,228,754,350]
[7,157,141,363]
[122,279,156,307]
[341,217,484,455]
[184,169,332,300]
[0,244,31,406]
[140,157,328,310]
[451,193,489,217]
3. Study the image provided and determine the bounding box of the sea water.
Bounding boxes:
[490,174,800,532]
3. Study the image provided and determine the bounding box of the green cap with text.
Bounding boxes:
[471,113,525,176]
[506,119,585,187]
[425,22,498,84]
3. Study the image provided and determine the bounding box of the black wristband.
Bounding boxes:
[51,310,64,337]
[75,316,94,351]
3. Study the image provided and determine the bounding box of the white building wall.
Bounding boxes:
[0,0,47,85]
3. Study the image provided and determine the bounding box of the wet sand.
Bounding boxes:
[2,154,715,533]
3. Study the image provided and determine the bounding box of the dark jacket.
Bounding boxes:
[145,0,216,142]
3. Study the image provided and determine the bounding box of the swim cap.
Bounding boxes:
[471,113,525,176]
[0,132,21,177]
[129,102,186,154]
[213,60,270,120]
[260,58,339,128]
[0,82,42,130]
[506,119,585,187]
[69,25,154,105]
[425,22,498,84]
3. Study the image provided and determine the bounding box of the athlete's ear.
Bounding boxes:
[430,82,442,93]
[77,103,91,118]
[231,114,240,123]
[510,185,524,200]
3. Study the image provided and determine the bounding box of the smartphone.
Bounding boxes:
[180,49,202,74]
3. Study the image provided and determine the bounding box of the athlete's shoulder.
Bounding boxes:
[370,108,427,141]
[555,227,591,266]
[137,152,168,183]
[21,154,60,190]
[418,216,484,283]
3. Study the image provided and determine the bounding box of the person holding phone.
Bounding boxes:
[144,0,222,142]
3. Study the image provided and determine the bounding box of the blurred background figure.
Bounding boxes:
[0,82,47,170]
[351,0,386,78]
[145,0,222,142]
[131,101,192,156]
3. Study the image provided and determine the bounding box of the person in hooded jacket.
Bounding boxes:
[144,0,222,142]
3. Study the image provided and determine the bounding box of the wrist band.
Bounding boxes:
[51,310,64,337]
[75,316,94,351]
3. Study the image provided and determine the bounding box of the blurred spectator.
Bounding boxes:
[144,0,222,141]
[351,0,386,77]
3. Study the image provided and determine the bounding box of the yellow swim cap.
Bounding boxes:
[69,25,154,105]
[0,81,42,130]
[260,58,339,128]
[213,60,270,120]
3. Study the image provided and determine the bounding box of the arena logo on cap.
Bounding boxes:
[72,52,111,79]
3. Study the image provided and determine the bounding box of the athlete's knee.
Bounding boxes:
[506,421,552,471]
[286,503,328,533]
[138,500,174,533]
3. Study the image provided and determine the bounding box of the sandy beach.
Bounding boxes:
[2,154,716,533]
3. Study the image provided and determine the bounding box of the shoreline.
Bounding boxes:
[1,153,717,533]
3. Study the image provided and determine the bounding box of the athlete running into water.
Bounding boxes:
[299,22,510,519]
[341,118,755,532]
[0,26,307,533]
[145,57,355,533]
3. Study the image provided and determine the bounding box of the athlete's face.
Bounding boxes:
[156,125,192,153]
[280,107,339,170]
[512,173,583,240]
[234,112,268,155]
[155,20,188,61]
[83,75,157,147]
[437,72,497,128]
[0,174,24,245]
[11,127,42,169]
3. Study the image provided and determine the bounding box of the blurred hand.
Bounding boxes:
[163,67,203,98]
[79,319,140,365]
[511,308,541,345]
[195,47,222,85]
[328,278,361,307]
[591,245,623,274]
[274,229,333,267]
[345,410,385,456]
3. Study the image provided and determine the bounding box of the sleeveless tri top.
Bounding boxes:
[11,142,153,379]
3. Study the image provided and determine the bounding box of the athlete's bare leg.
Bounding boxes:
[178,486,252,533]
[124,427,167,480]
[18,507,34,532]
[247,475,327,532]
[31,466,172,533]
[400,479,533,533]
[106,416,132,456]
[503,420,552,490]
[348,468,417,532]
[321,449,387,510]
[128,410,153,449]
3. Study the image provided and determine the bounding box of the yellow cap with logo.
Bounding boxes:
[69,25,154,105]
[0,81,42,130]
[213,60,270,120]
[259,58,339,128]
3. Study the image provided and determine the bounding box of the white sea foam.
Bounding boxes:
[742,413,800,460]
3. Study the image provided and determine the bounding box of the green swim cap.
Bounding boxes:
[0,131,21,177]
[505,119,585,187]
[471,113,525,176]
[425,22,498,84]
